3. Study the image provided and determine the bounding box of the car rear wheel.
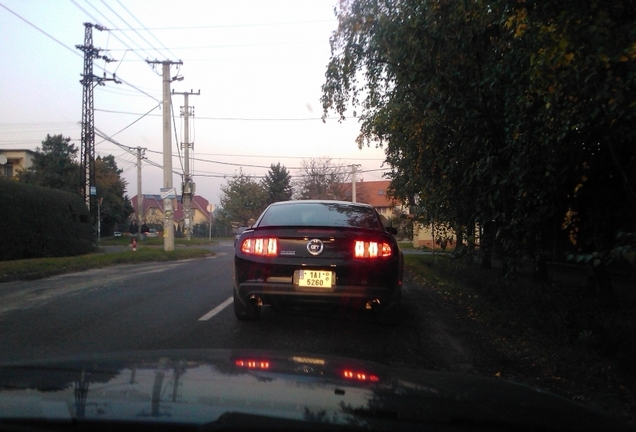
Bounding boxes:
[233,289,260,320]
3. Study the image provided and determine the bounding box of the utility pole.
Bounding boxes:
[146,59,183,251]
[172,89,200,240]
[349,164,361,203]
[76,22,119,238]
[136,147,145,225]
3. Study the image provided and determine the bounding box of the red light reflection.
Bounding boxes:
[343,369,380,382]
[235,359,270,370]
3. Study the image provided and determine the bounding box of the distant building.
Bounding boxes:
[340,179,466,248]
[0,149,36,178]
[340,180,404,218]
[129,194,213,232]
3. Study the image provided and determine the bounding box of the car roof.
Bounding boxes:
[268,200,374,209]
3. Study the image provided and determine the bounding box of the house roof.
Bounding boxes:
[341,180,399,208]
[130,194,212,221]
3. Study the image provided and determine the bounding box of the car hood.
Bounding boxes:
[0,349,628,431]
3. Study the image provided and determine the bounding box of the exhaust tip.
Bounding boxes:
[365,299,381,310]
[248,295,263,308]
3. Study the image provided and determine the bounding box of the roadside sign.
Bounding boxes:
[160,188,176,200]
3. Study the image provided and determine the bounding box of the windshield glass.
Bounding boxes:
[1,0,634,430]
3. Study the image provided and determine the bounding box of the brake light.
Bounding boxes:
[241,238,278,256]
[354,241,392,258]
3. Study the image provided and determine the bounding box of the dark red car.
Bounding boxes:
[233,200,403,320]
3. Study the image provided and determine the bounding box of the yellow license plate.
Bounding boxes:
[297,270,333,288]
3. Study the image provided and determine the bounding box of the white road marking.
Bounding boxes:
[198,296,233,321]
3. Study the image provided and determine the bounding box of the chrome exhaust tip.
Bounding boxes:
[248,295,263,308]
[365,299,381,310]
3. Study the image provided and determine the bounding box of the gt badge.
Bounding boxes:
[307,239,324,256]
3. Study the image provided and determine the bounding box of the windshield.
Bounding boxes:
[1,0,634,430]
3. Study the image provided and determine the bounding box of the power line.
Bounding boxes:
[93,108,345,121]
[99,0,171,60]
[71,0,155,64]
[114,0,179,60]
[194,152,384,161]
[105,39,329,52]
[96,102,161,145]
[1,2,160,103]
[0,2,82,59]
[113,19,335,32]
[69,1,166,100]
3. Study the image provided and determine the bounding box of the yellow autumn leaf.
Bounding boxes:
[495,371,501,377]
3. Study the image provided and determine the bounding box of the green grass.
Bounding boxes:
[0,247,213,283]
[99,236,217,247]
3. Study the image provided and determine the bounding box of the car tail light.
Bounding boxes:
[354,241,392,258]
[241,238,278,256]
[343,369,379,382]
[235,359,270,370]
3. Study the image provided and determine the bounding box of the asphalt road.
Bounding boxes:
[0,242,473,371]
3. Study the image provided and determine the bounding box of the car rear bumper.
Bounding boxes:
[234,280,401,310]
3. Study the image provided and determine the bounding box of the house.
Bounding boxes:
[340,180,404,219]
[129,194,213,233]
[0,149,36,178]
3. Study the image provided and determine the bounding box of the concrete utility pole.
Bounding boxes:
[136,146,145,224]
[76,22,119,238]
[349,164,361,203]
[172,89,200,240]
[146,59,183,251]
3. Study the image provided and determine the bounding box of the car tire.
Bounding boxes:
[233,290,260,320]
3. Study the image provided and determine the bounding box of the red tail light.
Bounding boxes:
[354,241,392,258]
[235,359,270,370]
[241,238,278,256]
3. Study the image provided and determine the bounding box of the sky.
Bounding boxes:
[0,0,388,207]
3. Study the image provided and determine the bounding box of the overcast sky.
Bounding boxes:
[0,0,388,206]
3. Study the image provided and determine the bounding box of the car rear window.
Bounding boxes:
[258,202,383,230]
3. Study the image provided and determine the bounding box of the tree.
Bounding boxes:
[321,0,636,276]
[18,134,80,193]
[94,155,134,236]
[18,134,133,237]
[219,170,268,226]
[262,163,293,205]
[294,157,350,200]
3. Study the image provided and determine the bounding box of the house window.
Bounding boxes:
[3,164,13,177]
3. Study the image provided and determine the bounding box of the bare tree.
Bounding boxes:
[294,158,351,200]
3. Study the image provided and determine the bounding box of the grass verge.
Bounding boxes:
[404,253,636,426]
[99,236,217,247]
[0,247,212,283]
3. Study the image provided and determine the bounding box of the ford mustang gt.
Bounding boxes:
[233,200,403,320]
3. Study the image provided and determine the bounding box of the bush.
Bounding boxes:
[0,179,94,260]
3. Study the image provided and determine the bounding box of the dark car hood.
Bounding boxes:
[0,349,628,431]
